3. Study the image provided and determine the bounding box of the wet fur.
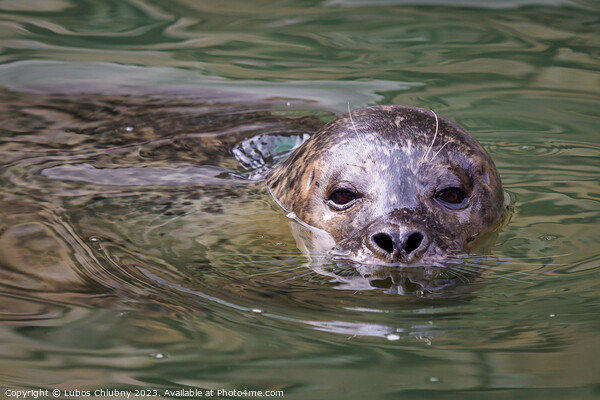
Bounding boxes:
[267,105,507,265]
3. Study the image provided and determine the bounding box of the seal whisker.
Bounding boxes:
[430,141,449,162]
[348,102,368,153]
[445,265,480,278]
[347,163,367,170]
[247,264,312,278]
[479,260,565,267]
[464,265,551,278]
[281,268,323,282]
[451,270,475,285]
[486,273,533,284]
[225,252,305,257]
[460,256,565,270]
[459,261,547,282]
[453,264,524,283]
[469,253,572,261]
[421,109,439,162]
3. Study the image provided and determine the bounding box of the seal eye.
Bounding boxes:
[330,189,357,205]
[435,188,467,208]
[328,189,359,210]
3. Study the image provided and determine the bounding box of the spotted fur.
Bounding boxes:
[266,105,507,265]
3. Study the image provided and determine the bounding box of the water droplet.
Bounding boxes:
[150,352,166,359]
[386,334,400,341]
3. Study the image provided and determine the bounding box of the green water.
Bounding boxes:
[0,1,599,399]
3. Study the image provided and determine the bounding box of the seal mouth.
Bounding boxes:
[330,245,457,269]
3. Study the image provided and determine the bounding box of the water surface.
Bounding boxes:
[0,1,599,399]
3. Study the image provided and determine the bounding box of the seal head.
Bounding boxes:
[266,105,507,265]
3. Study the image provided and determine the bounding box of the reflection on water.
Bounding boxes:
[0,0,599,398]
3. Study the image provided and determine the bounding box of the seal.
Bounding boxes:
[266,105,508,265]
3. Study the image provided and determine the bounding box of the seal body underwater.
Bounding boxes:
[266,105,508,266]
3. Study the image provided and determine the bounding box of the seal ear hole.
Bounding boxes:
[482,169,490,185]
[306,170,315,191]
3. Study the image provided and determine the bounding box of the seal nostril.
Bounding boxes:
[372,233,394,255]
[405,232,424,255]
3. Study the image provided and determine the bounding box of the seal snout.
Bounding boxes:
[367,224,430,264]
